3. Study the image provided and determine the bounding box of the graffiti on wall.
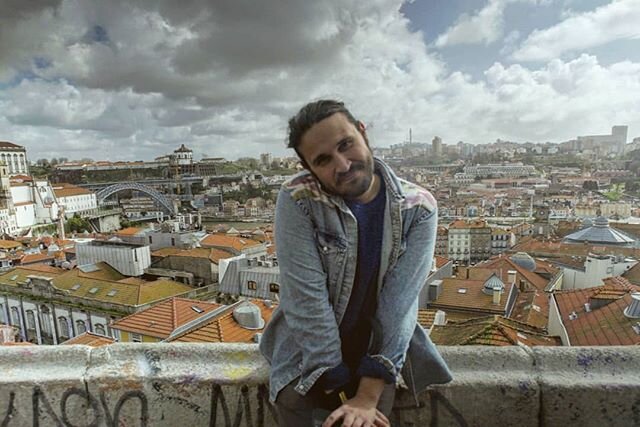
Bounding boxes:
[1,384,465,427]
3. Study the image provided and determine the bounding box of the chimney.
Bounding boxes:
[584,302,591,313]
[623,292,640,319]
[433,310,447,326]
[508,270,517,285]
[492,287,502,305]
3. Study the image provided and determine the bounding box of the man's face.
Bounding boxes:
[297,113,375,201]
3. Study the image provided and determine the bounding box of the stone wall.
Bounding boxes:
[0,344,638,426]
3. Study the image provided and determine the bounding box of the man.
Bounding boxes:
[260,100,452,427]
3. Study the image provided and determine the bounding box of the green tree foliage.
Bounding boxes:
[65,214,92,233]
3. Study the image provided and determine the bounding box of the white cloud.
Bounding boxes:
[434,0,510,47]
[433,0,548,48]
[0,0,638,163]
[513,0,640,61]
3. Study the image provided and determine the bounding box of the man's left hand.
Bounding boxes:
[321,396,390,427]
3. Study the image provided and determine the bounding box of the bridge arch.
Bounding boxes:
[96,182,175,215]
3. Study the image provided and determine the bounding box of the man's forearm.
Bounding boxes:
[354,376,386,407]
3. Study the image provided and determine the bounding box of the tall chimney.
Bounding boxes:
[508,270,517,285]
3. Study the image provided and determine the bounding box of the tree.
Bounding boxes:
[65,214,91,233]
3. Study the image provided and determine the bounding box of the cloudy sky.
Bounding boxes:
[1,0,639,162]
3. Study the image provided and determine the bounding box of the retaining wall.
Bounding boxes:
[1,344,638,426]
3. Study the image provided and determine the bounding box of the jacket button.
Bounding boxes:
[323,246,328,252]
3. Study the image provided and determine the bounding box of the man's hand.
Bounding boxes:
[321,377,390,427]
[321,396,390,427]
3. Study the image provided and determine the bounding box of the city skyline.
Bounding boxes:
[1,0,639,162]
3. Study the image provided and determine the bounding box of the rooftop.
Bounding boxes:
[554,277,640,345]
[430,315,561,346]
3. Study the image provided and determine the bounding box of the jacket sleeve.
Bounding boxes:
[274,188,346,394]
[365,206,438,381]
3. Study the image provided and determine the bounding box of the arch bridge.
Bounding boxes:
[96,182,175,215]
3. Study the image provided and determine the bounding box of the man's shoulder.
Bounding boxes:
[398,179,437,213]
[281,170,332,204]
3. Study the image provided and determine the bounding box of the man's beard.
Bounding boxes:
[317,153,375,201]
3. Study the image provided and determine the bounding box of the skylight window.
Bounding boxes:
[107,290,117,297]
[457,288,467,294]
[10,274,18,281]
[71,284,81,291]
[88,287,100,294]
[191,306,204,313]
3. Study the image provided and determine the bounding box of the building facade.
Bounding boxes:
[0,141,29,175]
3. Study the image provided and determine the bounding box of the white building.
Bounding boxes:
[52,183,98,217]
[76,240,151,276]
[464,163,537,178]
[173,144,193,166]
[577,126,627,154]
[560,253,637,290]
[0,141,29,175]
[9,177,60,231]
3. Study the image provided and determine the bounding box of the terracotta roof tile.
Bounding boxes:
[429,275,512,315]
[20,252,54,264]
[430,315,561,346]
[199,234,262,251]
[554,278,640,345]
[111,297,223,338]
[169,299,276,343]
[62,332,116,347]
[53,184,94,198]
[0,240,22,250]
[115,227,144,236]
[434,256,451,269]
[152,247,234,263]
[418,309,438,329]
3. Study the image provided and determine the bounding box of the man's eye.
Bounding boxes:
[339,139,353,151]
[316,157,329,166]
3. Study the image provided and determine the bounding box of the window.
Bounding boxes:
[58,317,69,338]
[94,324,106,335]
[89,287,99,294]
[149,236,153,244]
[0,304,3,323]
[107,290,118,297]
[10,307,20,326]
[269,283,280,293]
[71,284,81,291]
[131,333,142,343]
[76,320,86,334]
[26,310,36,330]
[247,280,257,290]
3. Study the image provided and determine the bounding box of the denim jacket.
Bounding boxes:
[259,158,452,403]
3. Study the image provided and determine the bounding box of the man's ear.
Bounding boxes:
[357,120,367,133]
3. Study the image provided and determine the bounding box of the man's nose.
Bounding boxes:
[335,155,351,173]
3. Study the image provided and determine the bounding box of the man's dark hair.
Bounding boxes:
[287,99,358,168]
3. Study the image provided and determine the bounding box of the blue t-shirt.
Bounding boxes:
[341,175,386,370]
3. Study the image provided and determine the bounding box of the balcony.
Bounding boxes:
[1,344,638,426]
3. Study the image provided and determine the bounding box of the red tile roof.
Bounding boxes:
[169,299,276,343]
[199,234,263,251]
[111,297,223,339]
[430,315,561,346]
[434,256,451,269]
[62,332,116,347]
[554,277,640,345]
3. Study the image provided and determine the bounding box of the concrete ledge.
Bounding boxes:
[0,345,638,426]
